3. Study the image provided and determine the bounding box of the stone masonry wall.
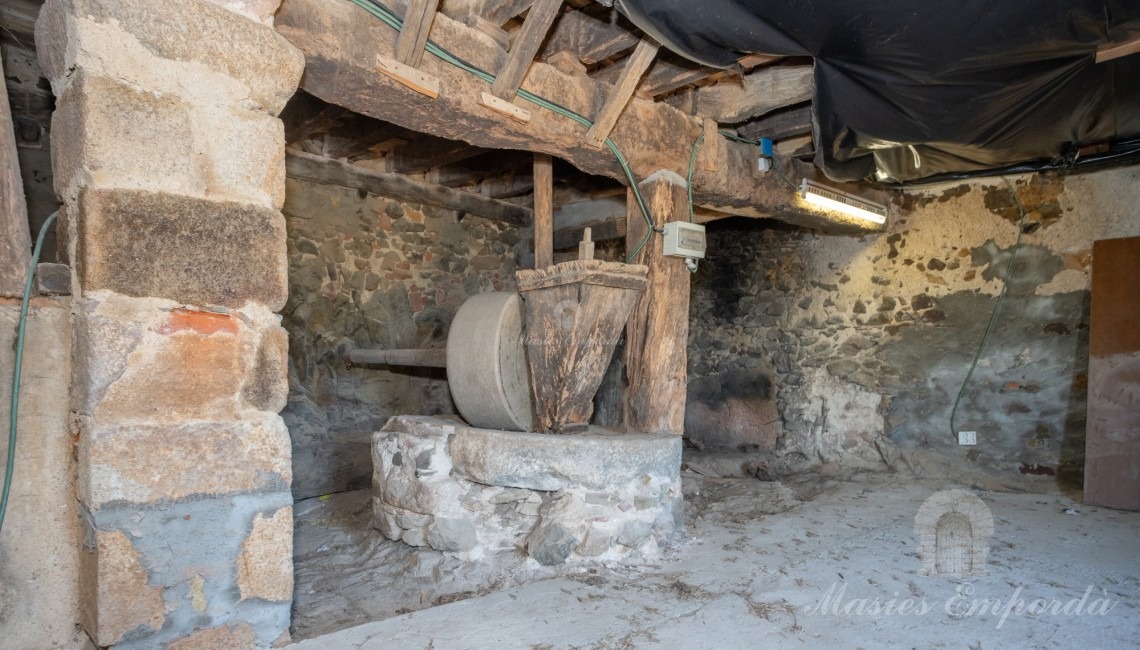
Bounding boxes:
[36,0,303,646]
[281,177,521,499]
[688,166,1140,485]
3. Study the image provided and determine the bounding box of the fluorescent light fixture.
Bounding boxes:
[800,178,888,225]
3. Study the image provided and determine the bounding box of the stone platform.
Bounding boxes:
[371,416,683,565]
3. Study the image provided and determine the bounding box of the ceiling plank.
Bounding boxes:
[489,0,563,101]
[277,0,887,233]
[441,0,534,26]
[737,104,813,142]
[639,60,723,98]
[286,149,531,226]
[737,53,783,70]
[584,39,658,148]
[542,7,639,66]
[695,65,814,123]
[1096,37,1140,63]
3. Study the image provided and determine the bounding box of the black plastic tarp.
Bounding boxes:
[615,0,1140,183]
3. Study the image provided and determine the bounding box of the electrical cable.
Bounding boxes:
[948,178,1026,440]
[347,0,657,263]
[683,132,705,273]
[1,210,58,536]
[687,132,703,224]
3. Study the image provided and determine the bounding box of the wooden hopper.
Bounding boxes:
[516,260,649,433]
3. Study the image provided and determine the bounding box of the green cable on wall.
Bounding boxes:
[948,178,1027,440]
[1,211,58,536]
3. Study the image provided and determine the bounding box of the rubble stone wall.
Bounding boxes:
[688,167,1140,485]
[281,177,521,499]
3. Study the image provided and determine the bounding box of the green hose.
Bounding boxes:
[948,178,1026,439]
[1,211,58,536]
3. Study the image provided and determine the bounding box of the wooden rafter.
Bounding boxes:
[584,39,658,148]
[394,0,441,68]
[489,0,563,100]
[1096,36,1140,63]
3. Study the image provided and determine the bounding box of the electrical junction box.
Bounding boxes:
[662,222,706,259]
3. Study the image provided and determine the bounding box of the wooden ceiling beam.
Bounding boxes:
[695,65,814,123]
[277,0,886,232]
[737,104,814,142]
[286,149,531,226]
[542,7,639,66]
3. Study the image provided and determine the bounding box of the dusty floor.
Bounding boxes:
[291,469,1140,648]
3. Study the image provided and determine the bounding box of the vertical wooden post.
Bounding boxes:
[623,171,690,435]
[1,55,33,297]
[533,153,553,269]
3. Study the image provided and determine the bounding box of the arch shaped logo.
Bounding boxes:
[914,489,994,577]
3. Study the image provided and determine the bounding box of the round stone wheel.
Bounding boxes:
[446,292,534,431]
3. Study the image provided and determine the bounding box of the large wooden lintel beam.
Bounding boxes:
[285,149,531,226]
[276,0,886,233]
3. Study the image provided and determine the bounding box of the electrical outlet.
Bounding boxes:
[958,430,977,446]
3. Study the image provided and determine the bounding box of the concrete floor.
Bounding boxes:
[290,472,1140,649]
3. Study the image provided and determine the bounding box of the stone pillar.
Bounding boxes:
[35,0,303,646]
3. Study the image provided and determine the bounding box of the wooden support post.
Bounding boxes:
[578,227,595,260]
[489,0,563,101]
[394,0,441,68]
[623,172,690,435]
[1,54,33,297]
[584,39,659,149]
[533,153,554,269]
